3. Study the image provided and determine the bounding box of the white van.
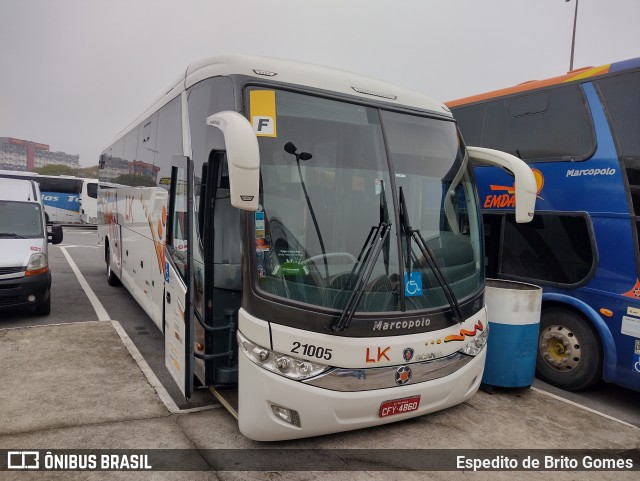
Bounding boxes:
[0,178,63,315]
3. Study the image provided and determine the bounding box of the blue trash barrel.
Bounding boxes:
[482,279,542,388]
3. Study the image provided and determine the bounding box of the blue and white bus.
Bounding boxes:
[449,57,640,393]
[0,171,97,224]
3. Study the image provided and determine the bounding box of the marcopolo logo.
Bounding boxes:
[566,167,616,177]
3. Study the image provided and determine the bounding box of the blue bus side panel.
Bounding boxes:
[40,191,81,223]
[474,81,640,391]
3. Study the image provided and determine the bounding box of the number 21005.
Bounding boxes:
[291,342,332,360]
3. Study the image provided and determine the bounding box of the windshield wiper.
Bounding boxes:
[0,233,25,239]
[329,180,391,333]
[398,186,464,324]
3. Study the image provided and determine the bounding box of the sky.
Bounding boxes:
[0,0,638,167]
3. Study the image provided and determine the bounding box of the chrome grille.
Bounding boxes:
[303,352,475,392]
[0,266,23,276]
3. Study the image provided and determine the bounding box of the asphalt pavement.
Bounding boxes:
[0,225,638,479]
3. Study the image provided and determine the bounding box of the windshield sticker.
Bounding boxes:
[633,354,640,374]
[404,272,423,297]
[255,211,265,238]
[250,90,277,137]
[256,251,266,279]
[256,238,269,252]
[636,340,640,355]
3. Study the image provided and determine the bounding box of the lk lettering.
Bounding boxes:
[366,346,391,363]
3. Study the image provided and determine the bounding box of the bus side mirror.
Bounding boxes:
[206,111,260,211]
[48,225,63,245]
[467,146,537,223]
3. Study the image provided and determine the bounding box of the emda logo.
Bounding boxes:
[483,168,544,209]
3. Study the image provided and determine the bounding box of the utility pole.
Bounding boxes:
[566,0,579,71]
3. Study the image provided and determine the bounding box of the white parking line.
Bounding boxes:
[59,246,215,415]
[57,244,99,248]
[531,387,640,430]
[110,320,215,414]
[59,246,110,321]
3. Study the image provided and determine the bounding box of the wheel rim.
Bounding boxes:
[539,324,581,372]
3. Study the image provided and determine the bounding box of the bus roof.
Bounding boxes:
[112,54,452,148]
[447,56,640,108]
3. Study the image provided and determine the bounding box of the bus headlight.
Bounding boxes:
[237,331,330,381]
[458,324,489,356]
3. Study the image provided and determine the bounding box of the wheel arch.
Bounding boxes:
[541,292,616,382]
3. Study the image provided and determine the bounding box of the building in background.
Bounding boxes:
[0,137,80,171]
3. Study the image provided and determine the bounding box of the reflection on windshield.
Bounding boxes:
[0,201,44,238]
[253,89,482,314]
[381,111,482,311]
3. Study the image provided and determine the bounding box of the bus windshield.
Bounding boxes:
[254,89,482,314]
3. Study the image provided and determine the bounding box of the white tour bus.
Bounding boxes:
[0,171,97,225]
[97,55,537,441]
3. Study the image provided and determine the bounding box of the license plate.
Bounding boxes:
[379,395,421,418]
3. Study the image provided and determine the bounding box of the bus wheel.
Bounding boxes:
[106,244,121,286]
[536,308,602,391]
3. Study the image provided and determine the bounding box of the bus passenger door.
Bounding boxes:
[164,164,194,398]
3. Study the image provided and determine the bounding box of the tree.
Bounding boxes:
[78,165,99,178]
[34,164,75,176]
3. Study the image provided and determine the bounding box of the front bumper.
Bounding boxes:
[238,346,486,441]
[0,271,51,309]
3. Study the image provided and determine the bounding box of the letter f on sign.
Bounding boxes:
[253,116,274,136]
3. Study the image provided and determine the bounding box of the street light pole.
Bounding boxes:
[567,0,579,71]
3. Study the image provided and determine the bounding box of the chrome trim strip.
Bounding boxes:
[0,272,25,280]
[303,351,475,392]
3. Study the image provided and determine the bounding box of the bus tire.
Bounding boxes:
[536,308,602,391]
[106,244,121,287]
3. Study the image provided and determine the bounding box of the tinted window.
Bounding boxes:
[597,71,640,157]
[452,104,484,147]
[459,85,595,162]
[37,177,82,193]
[87,182,98,199]
[155,97,183,190]
[500,214,594,285]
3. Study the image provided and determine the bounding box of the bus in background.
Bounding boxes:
[80,178,98,225]
[448,57,640,393]
[98,54,536,441]
[0,171,84,224]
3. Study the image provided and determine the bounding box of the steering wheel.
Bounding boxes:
[301,252,358,267]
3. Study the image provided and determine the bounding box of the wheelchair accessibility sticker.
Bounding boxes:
[404,272,423,297]
[634,354,640,374]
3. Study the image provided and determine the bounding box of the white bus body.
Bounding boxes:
[79,178,98,225]
[98,55,536,441]
[0,171,89,224]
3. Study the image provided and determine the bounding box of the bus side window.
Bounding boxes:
[168,166,188,279]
